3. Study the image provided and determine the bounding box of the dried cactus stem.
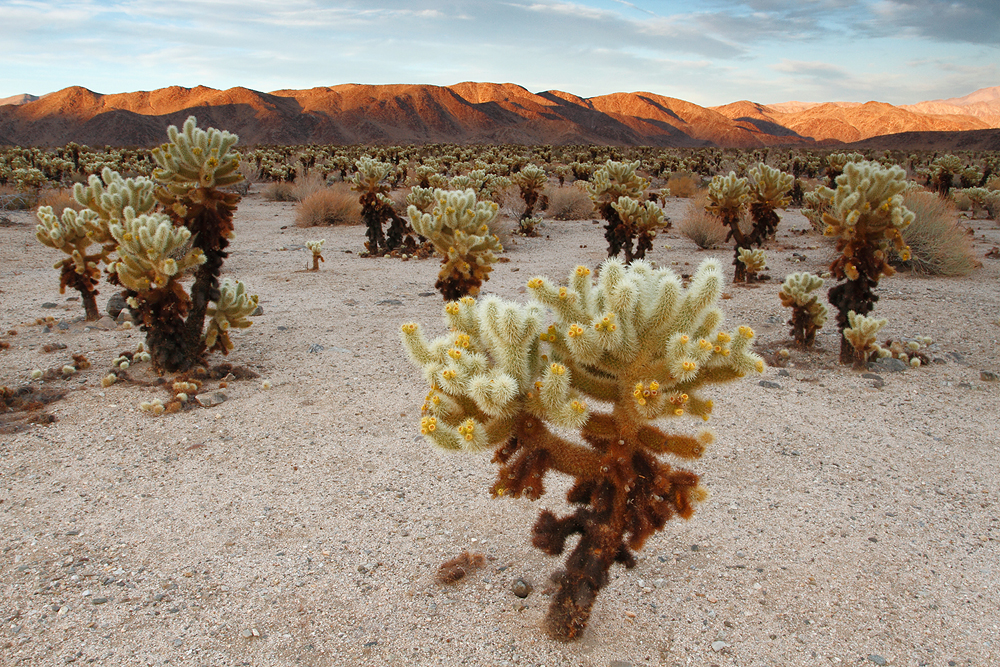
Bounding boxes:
[533,440,700,640]
[60,263,100,321]
[598,203,631,261]
[720,212,750,282]
[788,307,819,349]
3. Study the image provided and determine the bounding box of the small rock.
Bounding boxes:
[759,380,781,389]
[711,640,731,652]
[376,299,404,306]
[777,369,790,377]
[57,321,71,330]
[251,305,264,316]
[870,357,907,373]
[958,382,972,389]
[195,391,227,408]
[241,629,253,638]
[91,316,116,331]
[308,343,325,354]
[418,292,435,297]
[42,302,58,309]
[116,310,134,324]
[861,373,885,389]
[512,577,533,598]
[867,655,887,666]
[106,293,127,317]
[981,371,998,382]
[91,597,108,605]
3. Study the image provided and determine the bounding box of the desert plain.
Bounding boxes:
[1,189,999,667]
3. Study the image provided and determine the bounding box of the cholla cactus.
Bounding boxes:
[825,152,864,187]
[401,258,763,640]
[585,160,652,261]
[843,311,886,369]
[406,186,438,214]
[204,278,258,353]
[407,189,503,300]
[929,154,963,196]
[736,247,766,280]
[513,164,549,235]
[35,207,107,320]
[353,156,406,255]
[779,272,827,348]
[107,210,206,292]
[706,172,752,281]
[822,161,914,364]
[747,164,792,241]
[611,196,667,260]
[306,239,325,270]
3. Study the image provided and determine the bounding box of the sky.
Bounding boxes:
[0,0,997,106]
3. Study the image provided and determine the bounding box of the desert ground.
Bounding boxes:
[1,189,999,667]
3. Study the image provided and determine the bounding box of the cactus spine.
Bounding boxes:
[402,258,763,640]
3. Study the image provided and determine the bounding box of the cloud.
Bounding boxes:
[868,0,1000,45]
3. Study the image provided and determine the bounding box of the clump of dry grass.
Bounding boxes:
[544,184,594,220]
[666,172,701,199]
[291,172,328,202]
[899,191,978,276]
[261,181,297,202]
[295,184,362,227]
[35,188,84,213]
[677,192,728,249]
[0,185,34,210]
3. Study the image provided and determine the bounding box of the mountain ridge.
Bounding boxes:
[1,83,997,149]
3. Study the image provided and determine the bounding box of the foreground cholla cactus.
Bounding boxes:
[402,258,763,640]
[407,189,503,300]
[585,160,659,261]
[35,207,107,320]
[819,161,913,364]
[843,311,886,369]
[779,272,828,348]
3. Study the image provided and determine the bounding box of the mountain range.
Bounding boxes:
[1,83,998,150]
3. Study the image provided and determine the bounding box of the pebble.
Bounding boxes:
[308,343,325,353]
[861,372,885,389]
[91,597,108,605]
[251,305,264,316]
[42,302,58,309]
[981,371,998,382]
[711,640,731,652]
[376,299,404,306]
[759,380,781,389]
[870,357,907,373]
[867,655,887,665]
[106,293,126,317]
[196,391,227,408]
[511,577,533,598]
[241,629,253,638]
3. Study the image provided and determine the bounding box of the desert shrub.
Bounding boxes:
[0,185,34,210]
[291,172,328,202]
[952,191,972,212]
[544,184,593,220]
[261,181,297,202]
[899,191,977,276]
[35,188,83,213]
[495,184,527,221]
[666,172,701,198]
[295,184,362,227]
[678,193,728,249]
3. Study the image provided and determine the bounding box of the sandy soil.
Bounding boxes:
[1,190,999,667]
